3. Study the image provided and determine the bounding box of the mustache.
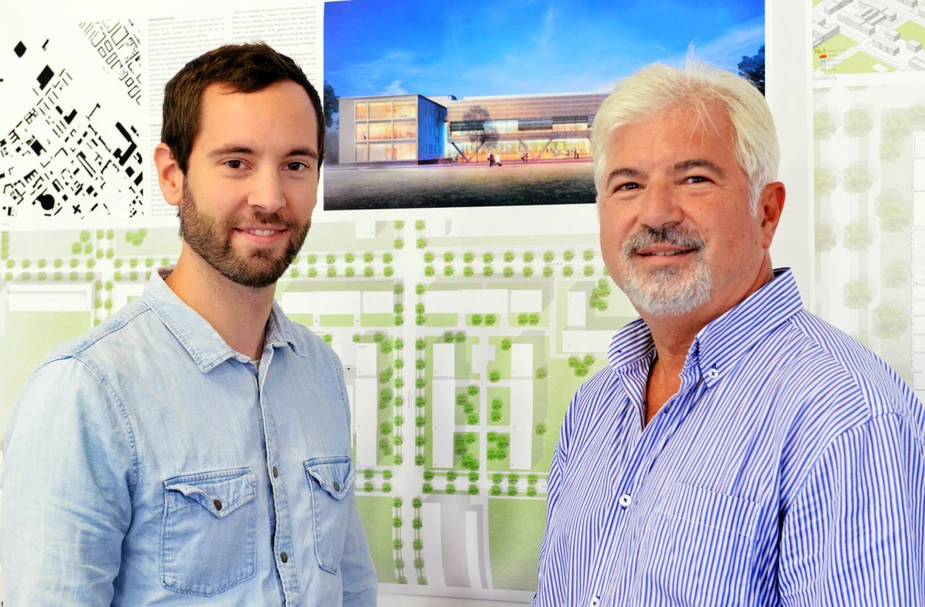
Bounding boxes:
[622,225,705,256]
[230,211,302,230]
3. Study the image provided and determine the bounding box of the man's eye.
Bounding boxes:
[687,175,709,183]
[616,182,638,191]
[285,161,308,171]
[225,160,244,169]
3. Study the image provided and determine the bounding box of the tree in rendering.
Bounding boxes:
[872,303,907,339]
[461,105,499,162]
[876,191,911,233]
[814,111,837,140]
[844,109,873,138]
[815,224,837,253]
[737,45,765,95]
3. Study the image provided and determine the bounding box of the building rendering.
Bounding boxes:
[337,91,608,165]
[338,94,448,165]
[445,93,607,163]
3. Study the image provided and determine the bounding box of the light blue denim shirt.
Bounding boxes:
[1,270,378,606]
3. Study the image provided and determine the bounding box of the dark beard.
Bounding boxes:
[178,182,309,289]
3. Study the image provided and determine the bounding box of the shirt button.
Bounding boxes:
[590,597,600,607]
[272,466,279,478]
[280,551,289,563]
[333,481,341,492]
[619,494,632,507]
[707,368,719,379]
[213,499,223,511]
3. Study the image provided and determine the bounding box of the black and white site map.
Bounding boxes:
[0,19,145,229]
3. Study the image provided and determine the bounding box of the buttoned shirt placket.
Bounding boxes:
[586,344,710,606]
[256,333,302,606]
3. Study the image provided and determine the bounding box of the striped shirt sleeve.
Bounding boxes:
[779,412,925,606]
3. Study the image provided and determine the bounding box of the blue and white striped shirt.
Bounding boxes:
[534,269,925,606]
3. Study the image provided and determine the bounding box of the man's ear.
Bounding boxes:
[154,143,184,207]
[758,181,785,250]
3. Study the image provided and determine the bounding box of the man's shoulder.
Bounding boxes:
[41,298,155,371]
[568,364,622,416]
[774,309,920,425]
[788,310,909,390]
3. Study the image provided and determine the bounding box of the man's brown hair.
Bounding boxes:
[161,42,325,173]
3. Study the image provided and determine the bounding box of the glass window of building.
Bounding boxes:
[393,142,416,160]
[393,99,416,119]
[355,103,368,120]
[355,144,369,162]
[369,101,391,120]
[368,122,391,140]
[369,142,392,161]
[355,123,368,141]
[393,121,417,140]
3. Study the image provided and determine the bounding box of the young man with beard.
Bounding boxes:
[1,44,377,606]
[533,61,924,606]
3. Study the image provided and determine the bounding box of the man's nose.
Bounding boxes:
[247,169,286,214]
[637,178,682,229]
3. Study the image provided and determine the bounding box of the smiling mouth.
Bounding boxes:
[637,248,697,257]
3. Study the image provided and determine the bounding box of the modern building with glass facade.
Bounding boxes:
[446,93,608,162]
[338,94,448,164]
[337,92,608,165]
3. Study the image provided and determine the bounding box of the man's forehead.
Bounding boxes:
[607,108,736,160]
[195,81,317,151]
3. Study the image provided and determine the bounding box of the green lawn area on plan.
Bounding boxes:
[360,313,392,327]
[114,228,182,257]
[376,344,396,467]
[8,231,85,258]
[897,19,925,45]
[828,50,894,74]
[425,313,458,327]
[454,431,479,468]
[531,357,606,472]
[319,314,354,327]
[487,432,512,471]
[0,311,91,429]
[813,33,858,70]
[487,386,511,426]
[355,496,397,583]
[488,498,546,591]
[487,336,513,380]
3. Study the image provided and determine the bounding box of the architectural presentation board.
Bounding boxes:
[8,0,922,604]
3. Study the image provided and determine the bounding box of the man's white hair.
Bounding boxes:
[591,57,779,215]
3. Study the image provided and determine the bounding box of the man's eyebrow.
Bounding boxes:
[207,145,253,159]
[604,167,644,189]
[206,145,318,160]
[287,147,318,160]
[672,159,725,178]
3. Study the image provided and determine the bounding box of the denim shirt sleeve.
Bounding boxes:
[339,490,378,605]
[1,356,136,606]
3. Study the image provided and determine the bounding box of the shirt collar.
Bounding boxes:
[607,268,803,384]
[142,269,307,373]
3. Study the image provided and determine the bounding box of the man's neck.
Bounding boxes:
[165,245,275,361]
[641,264,776,425]
[643,323,693,426]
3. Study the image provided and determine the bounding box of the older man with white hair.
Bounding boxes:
[532,60,924,606]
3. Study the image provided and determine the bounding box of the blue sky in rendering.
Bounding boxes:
[324,0,764,99]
